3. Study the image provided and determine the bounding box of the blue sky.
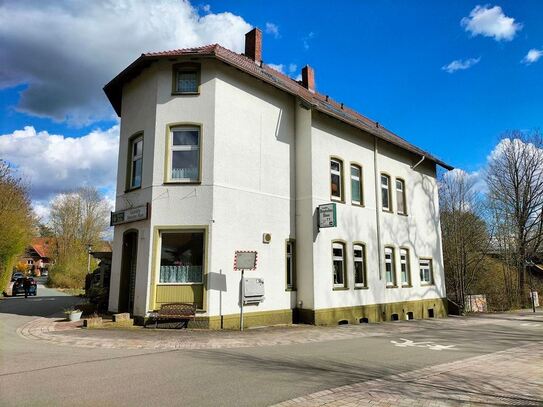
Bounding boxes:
[0,0,541,215]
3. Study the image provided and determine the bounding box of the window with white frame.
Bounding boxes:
[351,164,363,205]
[286,240,295,290]
[381,174,391,211]
[332,242,346,288]
[353,243,366,287]
[159,231,204,284]
[419,258,433,285]
[129,135,143,189]
[400,248,411,286]
[396,179,407,214]
[169,127,200,182]
[385,247,396,286]
[330,159,343,201]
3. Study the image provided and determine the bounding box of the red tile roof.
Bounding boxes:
[104,44,452,170]
[31,237,56,259]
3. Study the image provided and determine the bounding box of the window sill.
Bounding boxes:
[401,284,412,288]
[156,282,204,286]
[333,286,349,291]
[351,202,365,208]
[124,186,142,193]
[285,288,297,292]
[330,197,345,204]
[171,92,200,96]
[420,283,435,287]
[397,212,409,217]
[382,209,394,214]
[354,286,369,290]
[163,181,201,185]
[386,285,398,289]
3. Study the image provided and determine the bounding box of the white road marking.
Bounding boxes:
[390,338,458,351]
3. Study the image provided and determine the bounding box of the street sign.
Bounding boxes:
[110,204,149,226]
[234,251,257,270]
[318,203,337,228]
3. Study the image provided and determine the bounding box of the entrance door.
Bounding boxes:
[118,230,138,314]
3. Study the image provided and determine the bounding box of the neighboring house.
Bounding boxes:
[20,237,55,276]
[104,28,452,328]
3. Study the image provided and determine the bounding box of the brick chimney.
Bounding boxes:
[245,28,262,64]
[301,65,315,93]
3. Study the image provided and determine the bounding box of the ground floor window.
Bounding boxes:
[419,258,433,285]
[159,231,204,283]
[332,242,346,288]
[353,243,366,287]
[385,247,396,286]
[286,239,295,290]
[400,248,411,286]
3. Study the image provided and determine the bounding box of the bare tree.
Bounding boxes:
[48,187,110,287]
[486,130,543,305]
[440,169,489,311]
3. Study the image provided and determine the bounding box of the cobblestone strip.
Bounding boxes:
[16,317,422,350]
[272,342,543,407]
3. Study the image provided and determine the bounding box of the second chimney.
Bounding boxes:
[301,65,315,93]
[245,28,262,64]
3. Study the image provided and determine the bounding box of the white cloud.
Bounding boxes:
[303,32,315,50]
[461,5,521,41]
[0,0,252,125]
[267,64,285,74]
[521,48,543,65]
[288,64,297,73]
[265,22,280,38]
[295,73,302,81]
[0,125,119,202]
[442,57,481,73]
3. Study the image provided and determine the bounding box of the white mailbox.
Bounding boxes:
[243,277,264,305]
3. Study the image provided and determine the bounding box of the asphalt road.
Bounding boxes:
[1,285,542,407]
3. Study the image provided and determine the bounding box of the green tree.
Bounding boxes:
[0,160,34,292]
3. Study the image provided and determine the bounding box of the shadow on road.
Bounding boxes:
[0,295,83,318]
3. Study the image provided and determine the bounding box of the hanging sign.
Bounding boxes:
[318,203,337,228]
[110,204,149,226]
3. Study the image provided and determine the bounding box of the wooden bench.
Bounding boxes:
[145,302,196,329]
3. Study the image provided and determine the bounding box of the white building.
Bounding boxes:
[104,28,452,328]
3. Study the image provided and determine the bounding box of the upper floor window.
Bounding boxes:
[396,179,407,215]
[332,242,346,288]
[381,174,392,211]
[286,240,296,290]
[172,63,200,94]
[384,246,396,287]
[350,164,363,205]
[128,135,143,189]
[169,126,200,182]
[353,243,366,287]
[419,258,433,285]
[330,159,343,201]
[400,248,411,286]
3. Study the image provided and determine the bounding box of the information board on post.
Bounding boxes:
[233,251,258,332]
[318,203,337,228]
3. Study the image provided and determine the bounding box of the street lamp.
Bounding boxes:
[87,244,93,276]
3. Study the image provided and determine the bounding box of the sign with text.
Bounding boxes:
[234,251,258,270]
[318,203,337,228]
[110,204,149,226]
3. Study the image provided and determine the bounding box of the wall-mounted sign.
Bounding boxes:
[318,203,337,228]
[110,204,149,226]
[234,251,258,270]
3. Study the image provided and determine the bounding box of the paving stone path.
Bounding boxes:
[272,342,543,406]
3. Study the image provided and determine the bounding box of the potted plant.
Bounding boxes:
[64,307,83,322]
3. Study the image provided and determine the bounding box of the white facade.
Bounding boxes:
[106,33,448,327]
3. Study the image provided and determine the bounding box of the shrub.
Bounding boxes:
[47,260,86,289]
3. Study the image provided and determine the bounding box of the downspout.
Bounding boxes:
[412,155,426,170]
[373,132,383,280]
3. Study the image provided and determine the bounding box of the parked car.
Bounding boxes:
[41,269,49,277]
[12,277,37,297]
[11,272,24,282]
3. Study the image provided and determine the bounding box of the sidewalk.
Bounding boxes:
[272,342,543,406]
